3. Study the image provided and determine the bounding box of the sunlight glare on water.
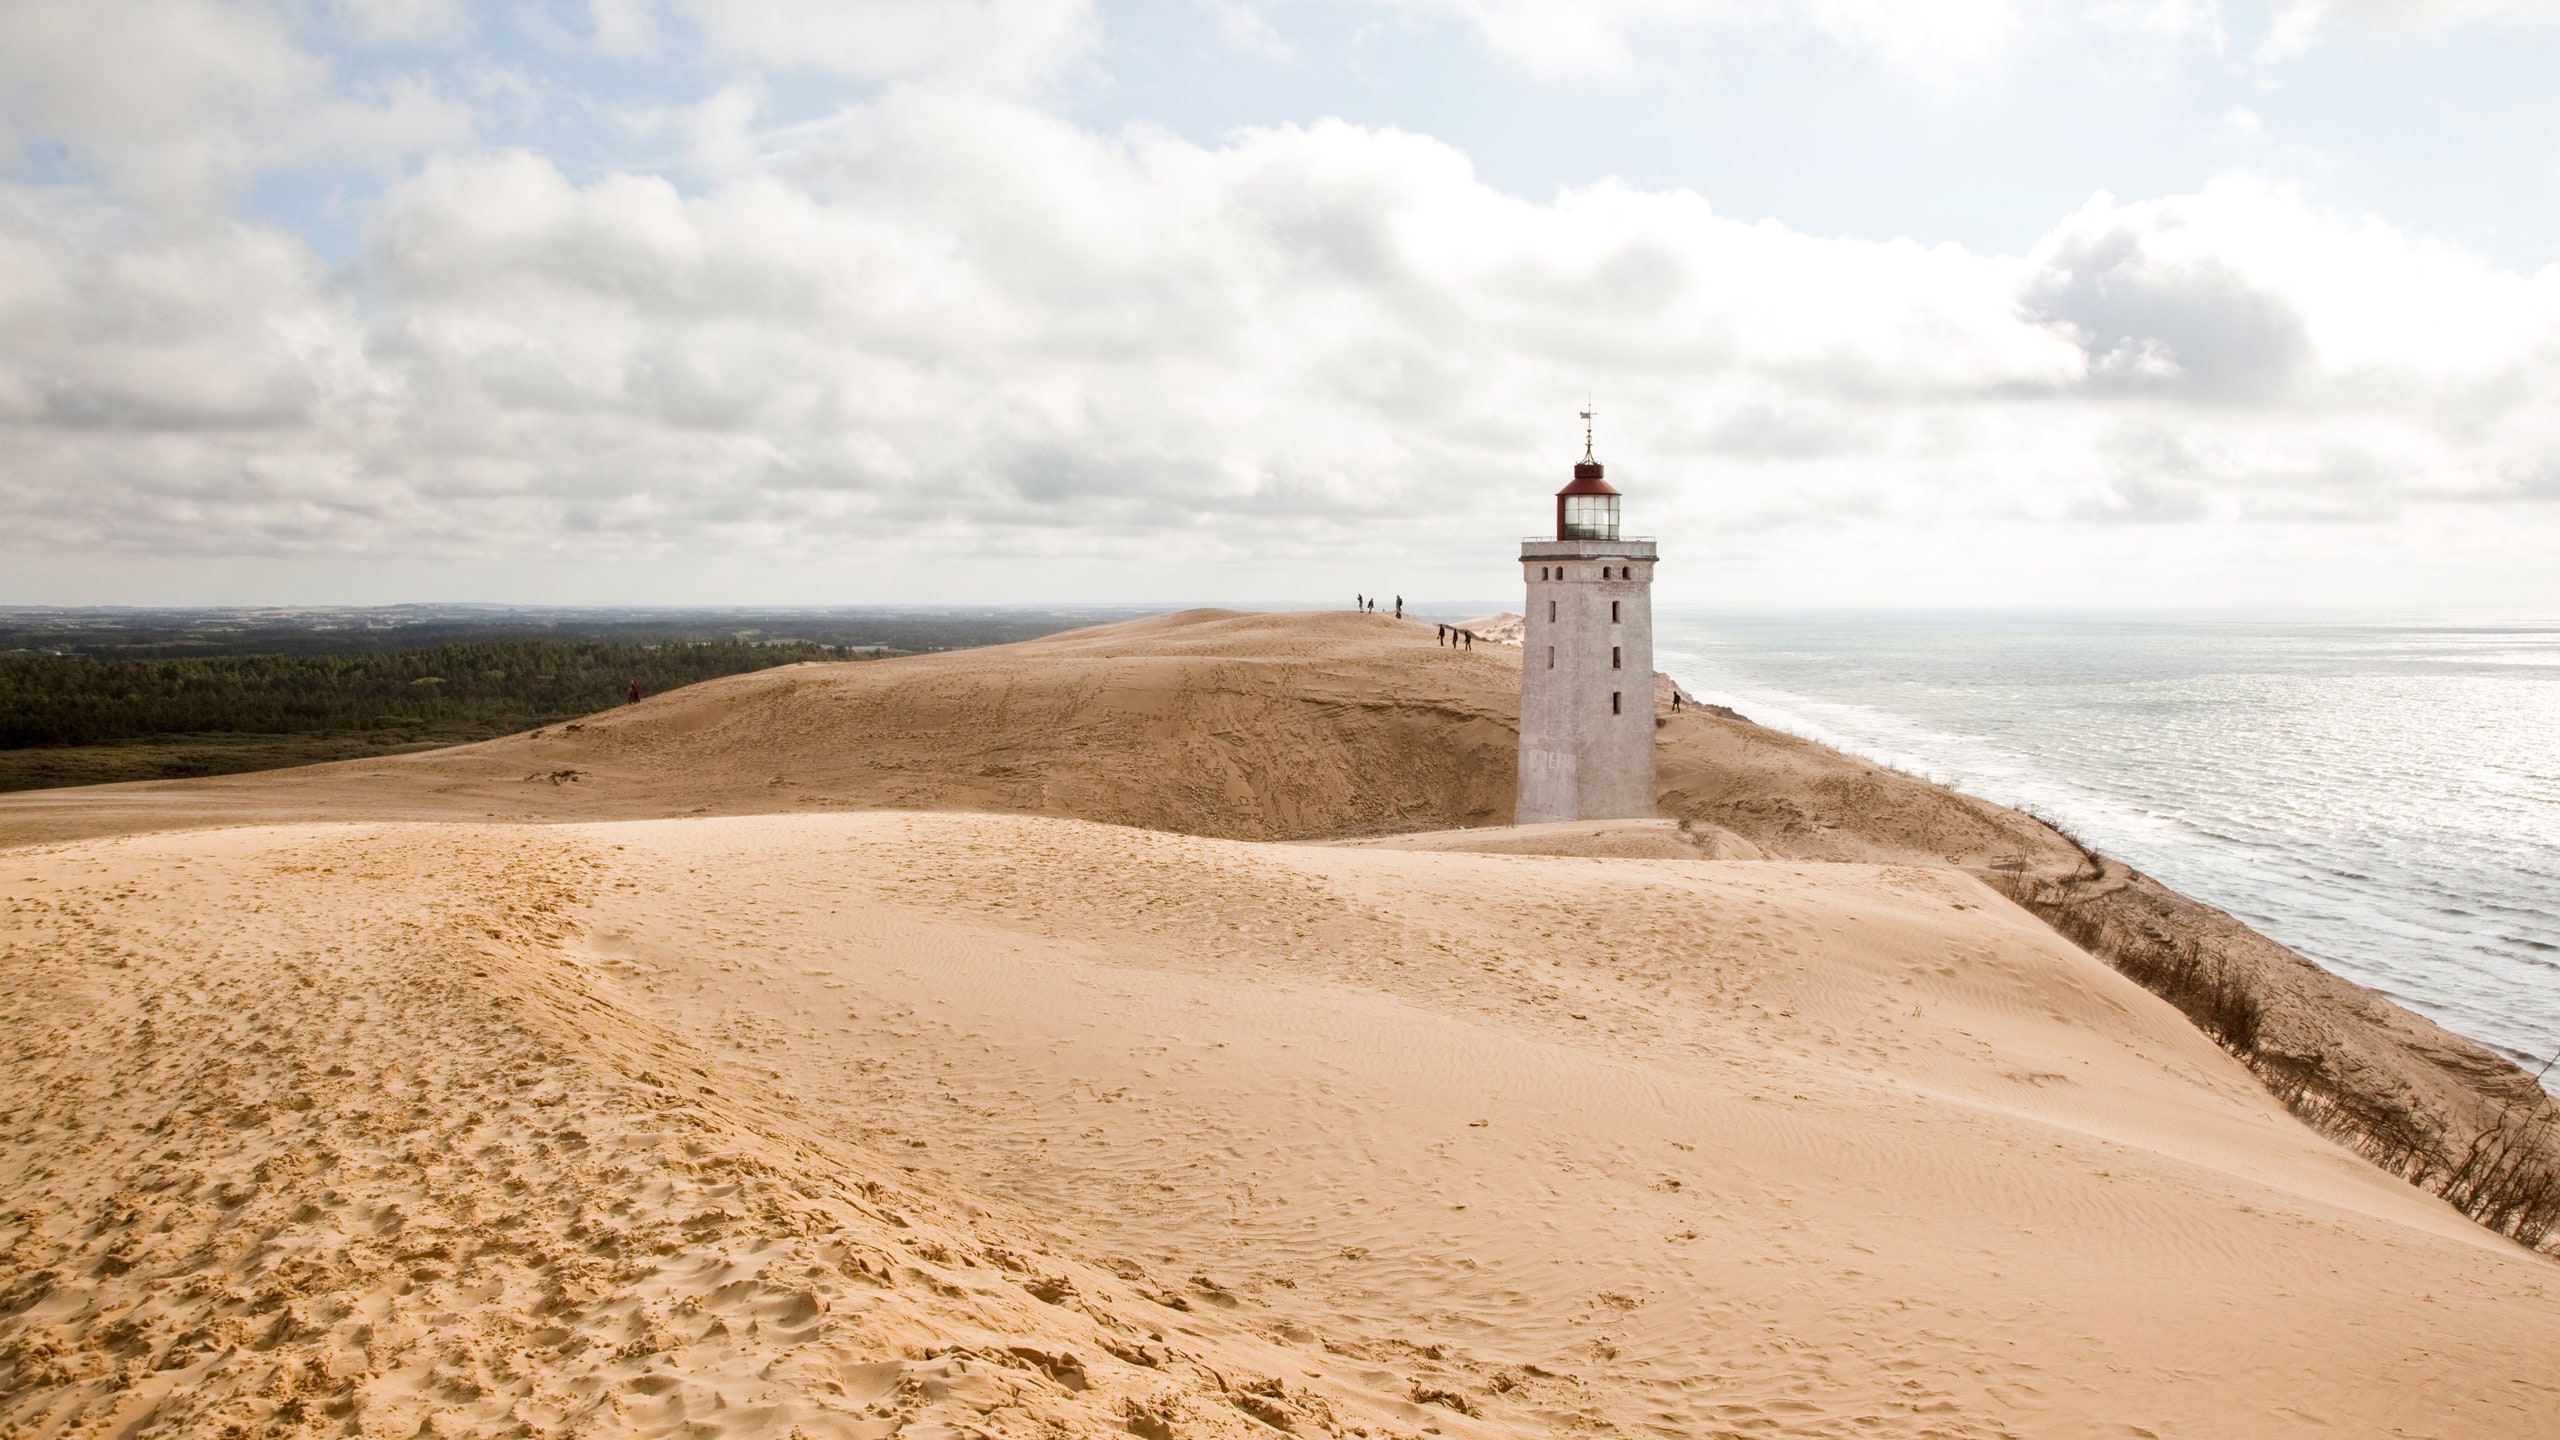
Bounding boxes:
[1653,613,2560,1073]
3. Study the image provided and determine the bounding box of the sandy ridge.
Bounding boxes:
[0,608,2541,1225]
[7,813,2559,1437]
[5,609,2559,1439]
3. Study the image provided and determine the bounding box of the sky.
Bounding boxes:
[5,0,2560,609]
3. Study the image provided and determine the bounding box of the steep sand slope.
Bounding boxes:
[7,813,2557,1438]
[2,606,2539,1214]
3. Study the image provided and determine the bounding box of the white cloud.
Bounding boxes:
[1377,0,2560,84]
[7,0,2560,606]
[2086,0,2224,43]
[9,79,2559,604]
[669,0,1096,88]
[0,0,470,211]
[0,184,392,553]
[303,0,477,47]
[584,0,664,57]
[1375,0,2026,82]
[2262,0,2560,57]
[1213,0,1296,59]
[2028,179,2558,390]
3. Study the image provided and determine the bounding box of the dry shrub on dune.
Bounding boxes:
[1989,849,2560,1252]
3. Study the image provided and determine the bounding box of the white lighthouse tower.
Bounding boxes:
[1516,413,1657,824]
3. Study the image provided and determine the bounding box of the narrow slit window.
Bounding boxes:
[1612,646,1622,669]
[1611,600,1620,623]
[1611,691,1622,714]
[1548,600,1557,622]
[1547,646,1555,669]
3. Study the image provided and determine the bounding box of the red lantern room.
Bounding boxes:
[1556,410,1621,540]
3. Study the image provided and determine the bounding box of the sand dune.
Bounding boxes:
[0,612,1519,848]
[6,610,2558,1437]
[0,609,2540,1232]
[0,610,2069,872]
[1319,816,1766,860]
[6,813,2557,1437]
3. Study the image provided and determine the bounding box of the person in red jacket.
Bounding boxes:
[626,680,643,703]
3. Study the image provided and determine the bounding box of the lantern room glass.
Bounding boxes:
[1561,493,1621,540]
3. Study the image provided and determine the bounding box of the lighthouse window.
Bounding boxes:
[1548,600,1557,622]
[1562,492,1621,541]
[1611,691,1622,714]
[1611,600,1620,623]
[1547,646,1555,669]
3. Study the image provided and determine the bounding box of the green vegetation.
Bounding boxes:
[0,732,475,792]
[0,604,1143,794]
[0,605,1131,660]
[0,639,862,792]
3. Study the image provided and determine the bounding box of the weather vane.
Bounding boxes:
[1579,405,1597,461]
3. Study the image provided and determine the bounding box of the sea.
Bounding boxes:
[1651,611,2560,1077]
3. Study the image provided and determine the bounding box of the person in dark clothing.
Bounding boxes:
[1394,595,1403,619]
[1437,623,1447,644]
[1461,630,1472,649]
[626,680,643,703]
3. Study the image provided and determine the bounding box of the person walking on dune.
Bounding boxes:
[626,680,643,703]
[1395,595,1403,619]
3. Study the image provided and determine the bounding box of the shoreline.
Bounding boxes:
[1652,612,2560,1078]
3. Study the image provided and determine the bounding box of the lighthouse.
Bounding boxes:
[1516,413,1658,824]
